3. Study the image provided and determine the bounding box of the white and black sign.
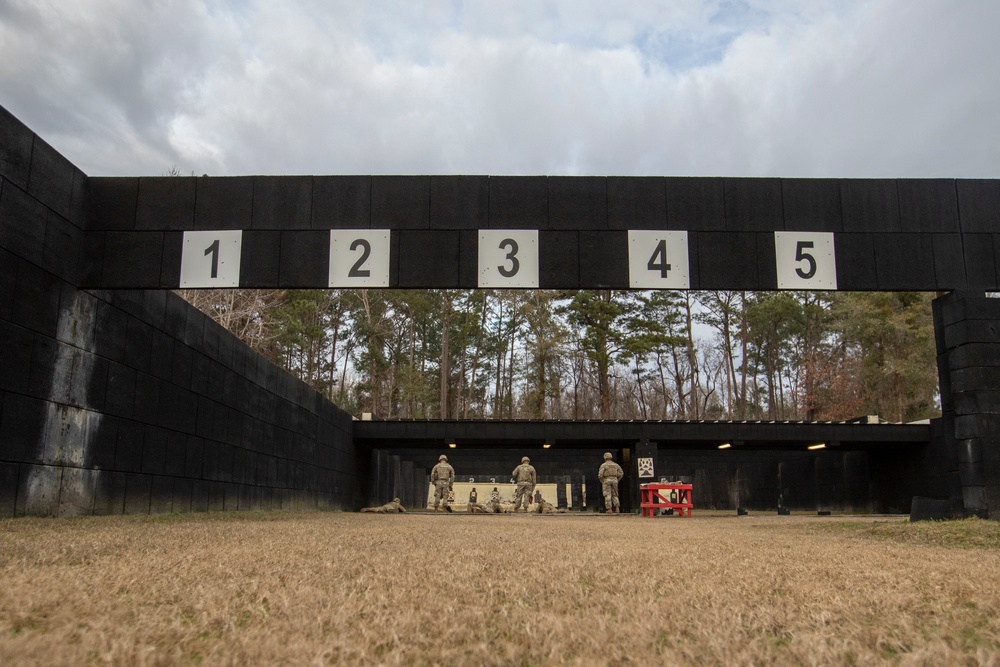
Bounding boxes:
[628,230,690,289]
[774,232,837,290]
[180,230,242,287]
[637,457,655,478]
[329,230,390,287]
[478,230,539,288]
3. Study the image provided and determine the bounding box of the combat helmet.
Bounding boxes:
[439,454,448,461]
[521,456,530,464]
[603,452,613,460]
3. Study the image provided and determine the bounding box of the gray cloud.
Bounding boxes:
[1,0,997,177]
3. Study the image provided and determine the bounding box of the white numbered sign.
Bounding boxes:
[628,230,690,289]
[329,230,390,287]
[180,230,242,287]
[774,232,837,290]
[478,230,539,288]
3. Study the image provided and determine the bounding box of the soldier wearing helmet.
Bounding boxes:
[430,454,455,511]
[360,497,406,513]
[598,451,624,513]
[511,456,536,512]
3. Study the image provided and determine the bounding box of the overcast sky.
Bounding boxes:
[2,0,998,178]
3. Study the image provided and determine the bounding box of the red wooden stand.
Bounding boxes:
[640,483,693,518]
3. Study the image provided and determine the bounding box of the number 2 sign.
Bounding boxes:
[774,232,837,290]
[180,230,243,287]
[329,230,390,287]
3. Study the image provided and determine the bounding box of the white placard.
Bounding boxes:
[180,230,242,287]
[774,231,838,290]
[478,230,539,288]
[329,230,390,287]
[628,230,690,289]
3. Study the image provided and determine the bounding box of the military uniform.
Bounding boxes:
[430,455,455,511]
[486,498,507,514]
[534,498,556,514]
[361,498,406,513]
[598,452,624,513]
[511,456,536,512]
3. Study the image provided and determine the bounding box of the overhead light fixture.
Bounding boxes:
[718,443,731,449]
[448,442,457,449]
[808,443,826,450]
[542,443,551,449]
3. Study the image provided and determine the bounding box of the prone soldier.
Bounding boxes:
[534,496,555,514]
[360,497,406,513]
[533,495,568,514]
[486,497,508,514]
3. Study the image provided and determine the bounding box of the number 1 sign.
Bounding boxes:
[329,230,390,287]
[774,232,837,290]
[180,230,243,287]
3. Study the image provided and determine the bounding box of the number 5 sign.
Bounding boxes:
[774,232,837,290]
[180,230,243,287]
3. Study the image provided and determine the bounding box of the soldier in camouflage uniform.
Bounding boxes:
[486,497,507,513]
[430,454,455,511]
[533,495,568,514]
[534,496,555,514]
[361,498,406,513]
[598,451,624,513]
[511,456,536,512]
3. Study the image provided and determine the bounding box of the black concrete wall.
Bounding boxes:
[85,174,1000,291]
[934,291,1000,518]
[0,106,362,517]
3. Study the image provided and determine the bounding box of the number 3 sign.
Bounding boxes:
[774,232,837,290]
[478,230,539,288]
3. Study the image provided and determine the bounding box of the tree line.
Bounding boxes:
[177,288,940,424]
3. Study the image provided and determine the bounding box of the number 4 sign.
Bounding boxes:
[628,231,690,289]
[774,232,837,290]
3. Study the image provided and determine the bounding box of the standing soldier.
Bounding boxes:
[431,454,455,511]
[511,456,536,512]
[598,452,624,513]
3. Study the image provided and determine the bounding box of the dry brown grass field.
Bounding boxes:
[2,511,1000,666]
